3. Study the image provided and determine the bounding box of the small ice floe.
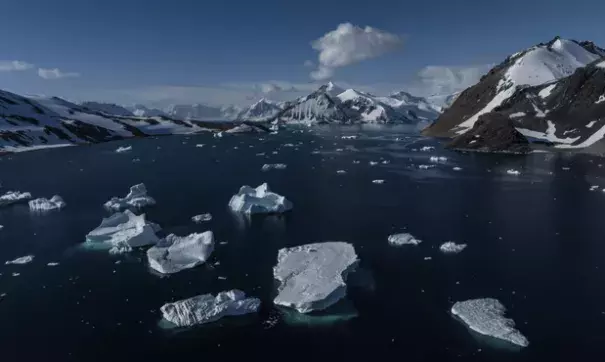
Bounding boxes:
[353,160,360,164]
[160,290,261,328]
[418,165,435,170]
[195,144,205,148]
[424,257,432,261]
[561,167,570,171]
[429,156,448,163]
[214,132,223,138]
[451,298,529,347]
[336,170,347,174]
[12,272,20,277]
[85,210,160,252]
[132,158,141,163]
[369,161,378,166]
[0,191,32,207]
[381,160,390,165]
[104,183,156,211]
[261,163,287,171]
[255,152,265,156]
[273,242,358,313]
[420,146,435,152]
[28,195,66,212]
[228,183,292,214]
[0,225,3,231]
[506,169,521,176]
[47,262,60,267]
[452,167,463,171]
[388,233,422,246]
[440,242,467,254]
[590,185,599,191]
[147,231,214,274]
[192,213,212,223]
[115,146,132,153]
[372,179,385,184]
[5,255,34,265]
[341,135,357,140]
[282,143,295,148]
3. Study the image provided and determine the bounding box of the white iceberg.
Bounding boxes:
[5,255,34,265]
[372,179,385,184]
[192,213,212,223]
[85,210,160,252]
[452,298,529,347]
[453,167,463,171]
[228,183,292,214]
[388,233,422,246]
[0,191,32,207]
[147,231,214,274]
[261,163,287,171]
[28,195,66,212]
[273,242,359,313]
[115,146,132,153]
[213,132,223,138]
[418,165,435,170]
[161,290,261,327]
[429,156,448,163]
[47,262,60,266]
[420,146,435,152]
[506,169,521,175]
[440,241,467,254]
[104,183,156,211]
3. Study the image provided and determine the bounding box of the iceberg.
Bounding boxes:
[5,255,34,265]
[104,183,156,211]
[228,183,292,214]
[0,191,32,207]
[451,298,529,347]
[192,213,212,223]
[429,156,448,163]
[388,233,422,246]
[147,231,214,274]
[372,179,385,184]
[440,241,467,254]
[273,242,359,313]
[261,163,287,171]
[28,195,66,212]
[506,169,521,175]
[161,290,261,327]
[85,210,160,252]
[420,146,435,151]
[115,146,132,153]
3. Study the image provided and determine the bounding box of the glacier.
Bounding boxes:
[452,298,529,347]
[0,191,32,207]
[104,183,156,211]
[147,231,214,274]
[28,195,66,212]
[228,183,292,214]
[85,210,160,252]
[273,242,359,313]
[161,290,261,327]
[388,233,422,246]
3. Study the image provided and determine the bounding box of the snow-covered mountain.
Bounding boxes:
[80,102,134,116]
[129,104,167,118]
[164,104,225,120]
[424,37,605,139]
[236,99,283,122]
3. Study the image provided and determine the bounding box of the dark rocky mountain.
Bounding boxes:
[446,115,531,154]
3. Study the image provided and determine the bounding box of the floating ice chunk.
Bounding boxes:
[452,298,529,347]
[273,242,359,313]
[506,169,521,176]
[161,290,260,327]
[381,160,390,165]
[429,156,448,163]
[228,183,292,214]
[214,132,223,138]
[420,146,435,152]
[261,163,287,171]
[0,225,3,230]
[369,161,378,166]
[388,233,422,246]
[192,213,212,223]
[195,144,205,148]
[353,160,360,164]
[341,135,357,140]
[5,255,34,265]
[85,210,160,252]
[147,231,214,274]
[372,179,385,184]
[47,262,60,266]
[336,170,347,174]
[418,164,435,170]
[104,183,156,211]
[440,242,467,254]
[115,146,132,153]
[28,195,66,212]
[590,185,599,191]
[0,191,32,207]
[109,244,133,254]
[453,167,463,171]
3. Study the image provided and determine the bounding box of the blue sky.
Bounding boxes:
[1,0,604,106]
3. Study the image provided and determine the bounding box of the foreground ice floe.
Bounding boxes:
[192,213,212,223]
[430,156,448,163]
[506,169,521,175]
[372,179,385,184]
[420,146,435,152]
[104,183,156,211]
[273,242,359,313]
[418,164,435,170]
[440,242,467,254]
[388,233,422,246]
[85,210,160,252]
[28,195,66,211]
[147,231,214,274]
[229,183,292,214]
[5,255,34,265]
[115,146,132,153]
[161,290,261,327]
[261,163,287,171]
[0,191,32,207]
[452,298,529,347]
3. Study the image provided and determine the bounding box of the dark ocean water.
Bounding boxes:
[1,126,605,361]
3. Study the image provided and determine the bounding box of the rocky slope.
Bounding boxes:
[423,37,605,147]
[235,99,282,122]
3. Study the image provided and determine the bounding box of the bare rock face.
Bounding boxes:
[446,115,531,154]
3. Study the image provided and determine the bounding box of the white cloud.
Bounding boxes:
[0,60,34,72]
[309,23,404,80]
[410,64,493,97]
[38,68,80,80]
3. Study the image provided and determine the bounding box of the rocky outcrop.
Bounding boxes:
[446,115,531,154]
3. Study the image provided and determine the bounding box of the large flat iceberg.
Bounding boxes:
[5,255,34,265]
[273,242,359,313]
[388,233,422,246]
[147,231,214,274]
[228,183,292,214]
[452,298,529,347]
[28,195,66,211]
[161,290,261,327]
[104,183,156,211]
[85,210,160,251]
[0,191,32,207]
